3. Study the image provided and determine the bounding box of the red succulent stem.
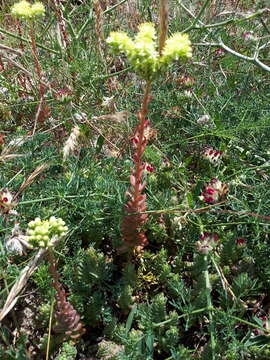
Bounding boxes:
[133,80,151,202]
[120,81,152,251]
[47,250,65,305]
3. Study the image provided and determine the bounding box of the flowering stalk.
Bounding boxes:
[11,1,48,125]
[28,22,47,124]
[120,81,152,250]
[107,23,192,251]
[15,18,30,94]
[26,216,85,339]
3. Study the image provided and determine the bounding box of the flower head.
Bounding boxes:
[11,1,45,19]
[160,33,192,64]
[106,31,135,55]
[107,23,192,80]
[143,162,154,173]
[236,238,246,246]
[30,2,45,17]
[136,23,156,41]
[202,147,223,165]
[196,232,219,254]
[242,32,257,42]
[199,178,228,204]
[0,188,17,215]
[11,0,32,18]
[27,216,68,248]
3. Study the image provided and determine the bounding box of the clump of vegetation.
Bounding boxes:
[0,0,269,359]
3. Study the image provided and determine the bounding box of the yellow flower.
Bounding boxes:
[161,33,192,63]
[31,2,45,17]
[11,0,32,18]
[106,31,135,55]
[11,1,45,19]
[107,23,192,80]
[135,23,156,43]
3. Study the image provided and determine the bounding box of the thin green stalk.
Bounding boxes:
[0,26,59,55]
[153,307,208,327]
[103,0,128,15]
[76,9,93,40]
[46,294,55,360]
[93,66,132,81]
[19,194,97,205]
[187,8,269,31]
[214,308,270,334]
[203,254,216,359]
[183,0,212,32]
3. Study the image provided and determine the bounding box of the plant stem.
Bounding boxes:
[0,26,59,54]
[183,0,212,32]
[133,80,151,202]
[103,0,128,15]
[179,1,270,73]
[159,0,168,55]
[29,21,47,129]
[29,22,44,93]
[47,250,65,304]
[203,254,216,359]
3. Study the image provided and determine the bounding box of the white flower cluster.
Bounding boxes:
[27,216,68,248]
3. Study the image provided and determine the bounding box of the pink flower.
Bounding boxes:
[199,178,228,204]
[242,32,257,41]
[236,238,246,246]
[196,232,219,254]
[132,137,139,145]
[202,147,222,165]
[143,162,154,173]
[0,188,16,215]
[215,48,225,57]
[253,315,270,335]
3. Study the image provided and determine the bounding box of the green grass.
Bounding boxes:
[0,0,270,359]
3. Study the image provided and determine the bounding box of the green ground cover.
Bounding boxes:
[0,0,269,359]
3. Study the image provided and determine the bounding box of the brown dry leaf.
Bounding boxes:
[15,163,49,199]
[63,126,81,161]
[0,154,25,161]
[0,235,61,322]
[93,110,129,124]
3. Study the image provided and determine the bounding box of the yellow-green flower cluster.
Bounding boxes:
[11,1,45,19]
[160,33,192,64]
[106,23,192,80]
[27,217,68,248]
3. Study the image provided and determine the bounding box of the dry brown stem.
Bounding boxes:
[159,0,168,55]
[94,0,104,56]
